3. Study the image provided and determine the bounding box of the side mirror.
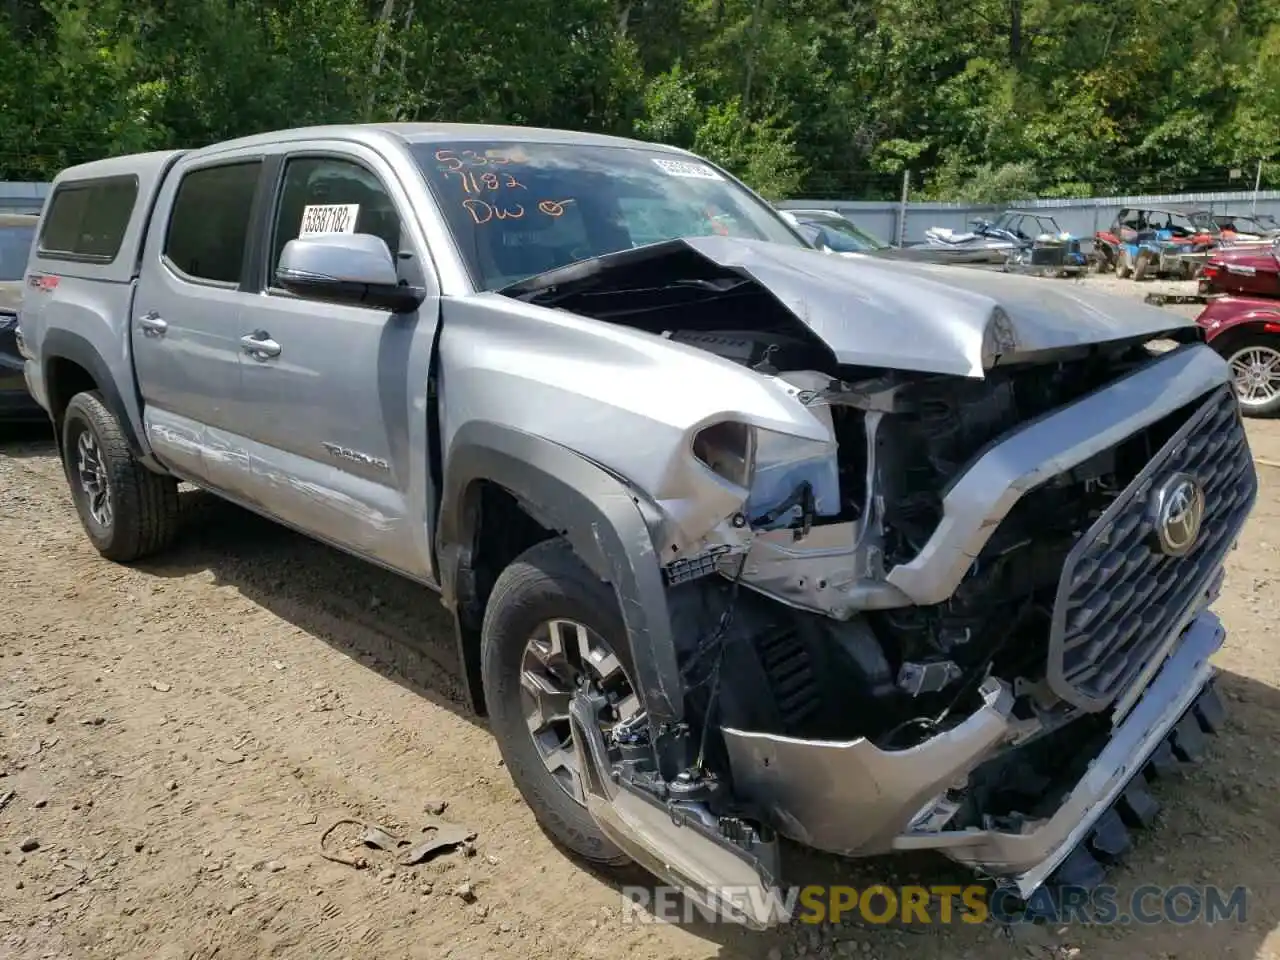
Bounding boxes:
[276,233,425,313]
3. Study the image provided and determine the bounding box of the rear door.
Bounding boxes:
[132,153,267,495]
[229,142,442,580]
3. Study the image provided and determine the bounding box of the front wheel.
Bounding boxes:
[1116,249,1133,279]
[1221,334,1280,417]
[61,391,180,561]
[481,537,640,866]
[1133,250,1152,281]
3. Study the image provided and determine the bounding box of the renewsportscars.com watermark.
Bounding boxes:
[620,883,1250,927]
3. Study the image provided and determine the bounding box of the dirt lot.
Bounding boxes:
[3,275,1280,960]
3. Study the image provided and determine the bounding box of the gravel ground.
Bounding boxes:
[2,273,1279,960]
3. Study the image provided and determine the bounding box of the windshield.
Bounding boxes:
[805,215,887,252]
[0,223,35,281]
[411,142,805,290]
[1143,211,1198,236]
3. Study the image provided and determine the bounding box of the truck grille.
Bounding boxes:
[1048,386,1256,712]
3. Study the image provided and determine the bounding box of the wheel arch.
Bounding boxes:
[1210,320,1280,416]
[436,421,683,726]
[41,329,148,461]
[1209,317,1280,346]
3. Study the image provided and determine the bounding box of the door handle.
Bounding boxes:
[137,312,168,338]
[240,332,282,360]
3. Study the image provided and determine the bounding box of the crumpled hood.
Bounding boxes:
[677,237,1195,377]
[504,236,1197,378]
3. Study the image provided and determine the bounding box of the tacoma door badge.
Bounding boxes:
[322,442,390,472]
[1149,473,1205,557]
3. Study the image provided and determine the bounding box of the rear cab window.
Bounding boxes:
[163,161,263,286]
[37,176,138,263]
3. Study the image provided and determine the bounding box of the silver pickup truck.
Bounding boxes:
[17,123,1258,925]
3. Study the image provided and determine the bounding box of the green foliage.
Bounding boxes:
[638,66,803,197]
[0,0,1277,199]
[692,98,805,199]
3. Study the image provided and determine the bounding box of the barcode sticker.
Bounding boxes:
[651,158,724,181]
[299,204,360,237]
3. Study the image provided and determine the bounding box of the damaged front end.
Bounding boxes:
[500,238,1258,927]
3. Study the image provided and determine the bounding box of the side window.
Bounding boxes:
[38,176,138,263]
[163,161,261,285]
[270,156,404,281]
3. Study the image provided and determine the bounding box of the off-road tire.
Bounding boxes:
[1116,249,1133,279]
[1216,331,1280,418]
[61,390,179,562]
[1133,250,1152,281]
[481,537,632,867]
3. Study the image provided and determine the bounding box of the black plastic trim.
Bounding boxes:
[436,421,683,725]
[41,328,143,457]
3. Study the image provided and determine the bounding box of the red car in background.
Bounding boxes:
[1196,240,1280,416]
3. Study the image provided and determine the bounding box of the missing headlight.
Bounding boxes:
[692,420,755,489]
[745,429,841,530]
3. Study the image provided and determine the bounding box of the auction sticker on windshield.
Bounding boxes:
[299,204,360,237]
[651,158,724,180]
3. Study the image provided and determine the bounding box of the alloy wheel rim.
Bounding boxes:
[75,428,112,528]
[1229,345,1280,407]
[519,618,640,805]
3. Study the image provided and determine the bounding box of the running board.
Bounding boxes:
[568,695,781,928]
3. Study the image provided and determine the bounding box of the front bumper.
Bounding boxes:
[722,608,1226,897]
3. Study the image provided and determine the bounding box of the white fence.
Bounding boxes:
[780,190,1280,244]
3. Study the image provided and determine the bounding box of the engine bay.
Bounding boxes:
[654,326,1200,752]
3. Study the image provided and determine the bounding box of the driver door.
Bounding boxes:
[232,144,441,580]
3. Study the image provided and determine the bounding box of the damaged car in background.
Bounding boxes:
[20,124,1258,928]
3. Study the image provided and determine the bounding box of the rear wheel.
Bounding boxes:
[481,538,639,866]
[60,391,179,561]
[1220,333,1280,417]
[1116,249,1133,279]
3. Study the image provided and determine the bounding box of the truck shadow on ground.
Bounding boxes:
[0,420,56,455]
[133,487,486,731]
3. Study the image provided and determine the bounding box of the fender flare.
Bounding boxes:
[436,420,683,726]
[1207,315,1280,347]
[41,328,147,459]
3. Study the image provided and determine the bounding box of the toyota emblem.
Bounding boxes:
[1149,474,1206,557]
